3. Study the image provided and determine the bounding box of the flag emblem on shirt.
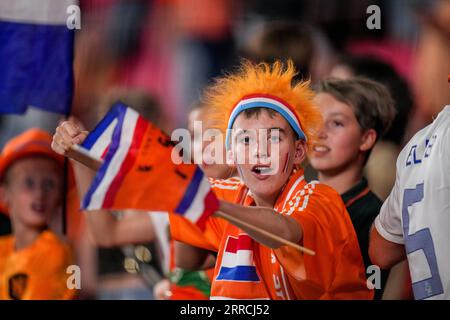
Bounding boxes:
[216,234,260,282]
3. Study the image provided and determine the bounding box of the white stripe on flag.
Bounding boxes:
[0,0,76,25]
[87,109,139,210]
[88,118,118,160]
[233,97,301,130]
[183,176,212,224]
[220,250,254,268]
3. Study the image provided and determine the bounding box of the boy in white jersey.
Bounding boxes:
[369,105,450,300]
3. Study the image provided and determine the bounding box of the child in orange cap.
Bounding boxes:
[0,129,75,300]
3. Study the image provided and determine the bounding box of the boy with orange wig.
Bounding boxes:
[170,61,373,299]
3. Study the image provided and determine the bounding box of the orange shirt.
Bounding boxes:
[0,230,75,300]
[170,170,373,300]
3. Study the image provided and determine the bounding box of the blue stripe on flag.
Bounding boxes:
[216,266,260,282]
[81,103,125,150]
[0,21,73,114]
[175,166,204,214]
[82,104,127,209]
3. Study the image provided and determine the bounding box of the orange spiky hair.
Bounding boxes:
[202,60,322,148]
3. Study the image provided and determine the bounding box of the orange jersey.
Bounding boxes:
[0,230,75,300]
[170,170,373,300]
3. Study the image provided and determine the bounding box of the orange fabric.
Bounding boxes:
[171,170,373,300]
[0,128,64,181]
[0,230,75,300]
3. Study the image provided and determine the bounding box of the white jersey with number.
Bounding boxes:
[375,105,450,300]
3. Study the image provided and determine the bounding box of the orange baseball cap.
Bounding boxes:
[0,128,65,182]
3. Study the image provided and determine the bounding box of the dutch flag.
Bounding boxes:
[81,102,218,230]
[0,0,75,114]
[76,106,121,161]
[216,234,260,282]
[81,102,153,210]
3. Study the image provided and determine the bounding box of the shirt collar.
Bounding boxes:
[341,178,369,205]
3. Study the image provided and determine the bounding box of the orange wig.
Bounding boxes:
[202,60,322,148]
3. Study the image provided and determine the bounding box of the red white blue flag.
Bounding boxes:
[216,234,260,282]
[0,0,75,114]
[81,102,218,230]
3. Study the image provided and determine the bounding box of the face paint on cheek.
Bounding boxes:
[283,151,291,173]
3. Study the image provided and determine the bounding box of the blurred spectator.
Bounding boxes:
[188,106,236,180]
[73,0,177,130]
[330,56,412,144]
[409,0,450,138]
[0,129,75,299]
[243,21,314,80]
[240,21,336,82]
[310,78,395,298]
[329,55,414,200]
[170,0,239,127]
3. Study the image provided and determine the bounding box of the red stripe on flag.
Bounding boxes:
[195,189,219,230]
[225,234,252,253]
[236,234,252,251]
[101,145,110,159]
[102,116,149,208]
[225,236,238,253]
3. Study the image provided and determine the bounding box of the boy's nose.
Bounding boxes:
[317,127,328,139]
[252,141,269,159]
[36,186,47,197]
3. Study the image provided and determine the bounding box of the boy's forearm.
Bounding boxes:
[217,200,302,248]
[174,241,215,270]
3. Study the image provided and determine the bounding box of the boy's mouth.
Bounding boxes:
[251,164,273,178]
[313,145,330,153]
[31,203,46,215]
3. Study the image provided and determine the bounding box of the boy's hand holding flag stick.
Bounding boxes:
[64,103,315,256]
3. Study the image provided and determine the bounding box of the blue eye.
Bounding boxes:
[270,135,281,143]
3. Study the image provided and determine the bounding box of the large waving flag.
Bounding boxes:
[0,0,75,114]
[80,103,219,230]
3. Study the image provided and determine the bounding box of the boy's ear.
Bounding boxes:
[293,139,307,164]
[360,129,377,152]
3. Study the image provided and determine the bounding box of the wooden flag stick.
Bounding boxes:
[214,211,316,256]
[66,145,316,256]
[66,145,103,170]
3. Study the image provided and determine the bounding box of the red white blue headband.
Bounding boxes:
[225,94,307,149]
